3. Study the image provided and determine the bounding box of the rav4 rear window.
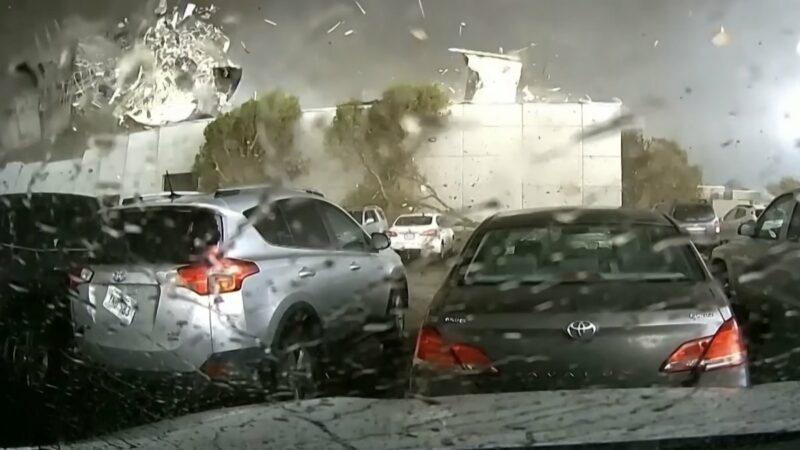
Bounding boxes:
[672,204,716,222]
[99,207,221,264]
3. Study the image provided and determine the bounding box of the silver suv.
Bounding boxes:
[69,186,407,398]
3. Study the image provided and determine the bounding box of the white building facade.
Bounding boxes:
[0,102,623,216]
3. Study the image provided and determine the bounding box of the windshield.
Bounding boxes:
[672,204,716,222]
[462,224,702,284]
[394,216,433,226]
[5,1,800,449]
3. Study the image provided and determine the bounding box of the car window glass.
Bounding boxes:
[672,204,715,222]
[733,208,746,219]
[244,205,294,247]
[365,210,378,222]
[461,224,702,284]
[99,207,220,264]
[787,205,800,241]
[757,195,795,240]
[279,198,332,249]
[318,202,370,252]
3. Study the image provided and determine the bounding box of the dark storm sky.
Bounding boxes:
[3,0,800,187]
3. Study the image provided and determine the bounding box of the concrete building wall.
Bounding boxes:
[0,102,622,216]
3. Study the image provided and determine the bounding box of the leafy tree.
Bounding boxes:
[766,176,800,196]
[622,130,703,208]
[325,84,450,218]
[194,90,306,191]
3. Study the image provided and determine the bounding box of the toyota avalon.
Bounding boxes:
[409,208,749,396]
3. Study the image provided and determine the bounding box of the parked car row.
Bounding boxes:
[0,187,408,400]
[5,188,795,403]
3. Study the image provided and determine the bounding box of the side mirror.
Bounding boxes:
[738,221,756,237]
[370,232,391,250]
[364,217,376,225]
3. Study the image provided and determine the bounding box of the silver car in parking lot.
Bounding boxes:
[69,186,407,398]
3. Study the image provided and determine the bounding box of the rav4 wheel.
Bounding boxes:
[269,313,324,401]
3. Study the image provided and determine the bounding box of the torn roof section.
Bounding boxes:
[449,48,522,104]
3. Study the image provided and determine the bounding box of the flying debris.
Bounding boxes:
[410,28,429,40]
[353,0,366,15]
[72,1,242,127]
[344,29,355,36]
[263,18,277,26]
[449,48,522,103]
[327,21,343,34]
[418,0,426,18]
[712,26,731,47]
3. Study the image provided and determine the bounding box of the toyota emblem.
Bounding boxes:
[111,270,127,283]
[565,320,597,339]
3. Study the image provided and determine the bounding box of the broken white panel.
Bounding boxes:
[583,186,622,207]
[156,119,210,174]
[122,129,161,197]
[449,48,522,104]
[74,149,102,195]
[417,154,464,210]
[462,155,520,212]
[523,184,582,208]
[0,162,23,193]
[12,162,43,193]
[32,160,80,193]
[96,135,130,197]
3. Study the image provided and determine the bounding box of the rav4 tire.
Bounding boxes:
[269,312,324,400]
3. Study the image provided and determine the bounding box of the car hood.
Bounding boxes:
[66,383,800,449]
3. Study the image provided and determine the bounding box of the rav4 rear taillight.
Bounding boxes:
[661,318,746,373]
[414,326,495,372]
[177,258,259,295]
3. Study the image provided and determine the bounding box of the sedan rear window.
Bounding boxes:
[672,204,716,222]
[460,223,703,284]
[394,216,433,226]
[99,207,221,264]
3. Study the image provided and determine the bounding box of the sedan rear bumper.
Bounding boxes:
[409,364,749,397]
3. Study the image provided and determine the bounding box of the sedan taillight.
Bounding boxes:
[421,229,439,237]
[713,218,721,234]
[414,326,495,371]
[661,318,746,373]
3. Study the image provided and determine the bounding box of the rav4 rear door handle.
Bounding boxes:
[298,267,316,278]
[349,262,361,271]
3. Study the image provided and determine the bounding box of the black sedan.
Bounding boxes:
[410,207,749,396]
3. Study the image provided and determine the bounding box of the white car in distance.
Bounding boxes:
[388,213,455,259]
